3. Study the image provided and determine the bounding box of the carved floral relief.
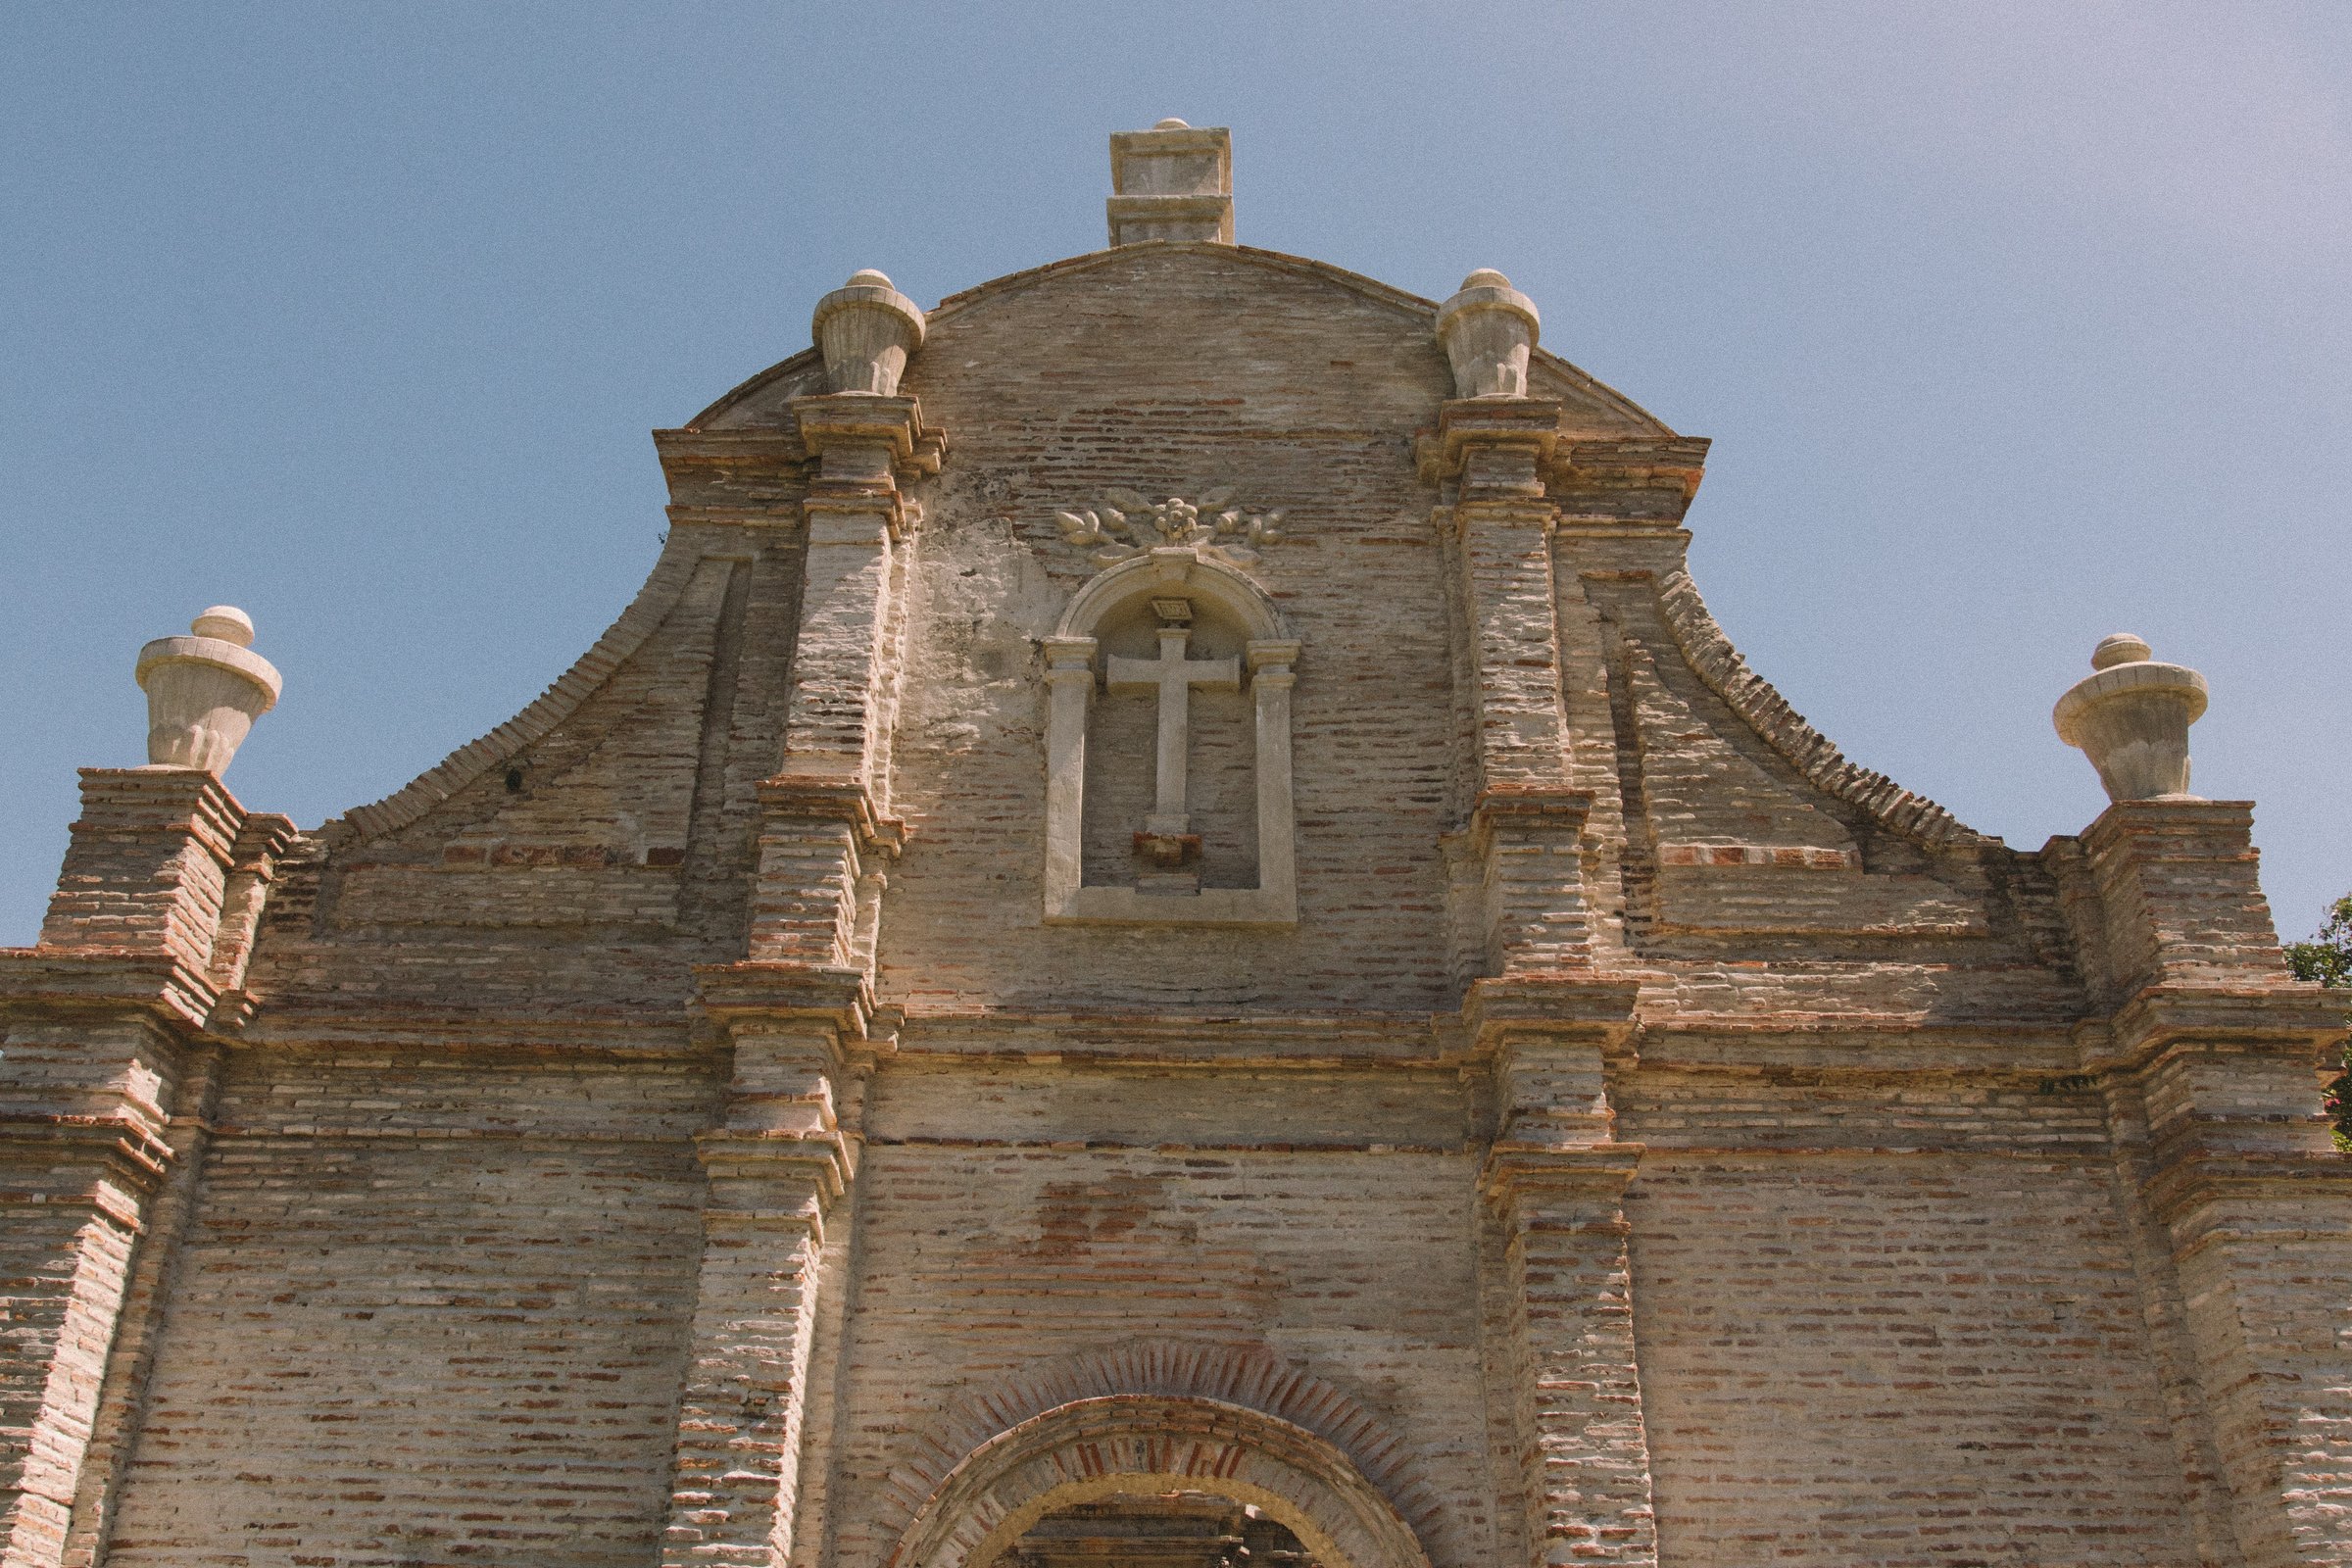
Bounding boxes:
[1054,487,1284,570]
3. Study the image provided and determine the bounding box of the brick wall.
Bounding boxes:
[98,1049,714,1568]
[1629,1152,2197,1566]
[819,1135,1494,1568]
[5,240,2341,1568]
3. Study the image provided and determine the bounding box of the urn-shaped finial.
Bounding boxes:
[133,606,282,774]
[810,269,926,395]
[2053,632,2209,804]
[1436,269,1541,399]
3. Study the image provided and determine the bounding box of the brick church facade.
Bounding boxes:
[5,122,2348,1568]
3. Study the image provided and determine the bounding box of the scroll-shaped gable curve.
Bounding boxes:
[325,541,716,851]
[1653,567,1991,852]
[1591,566,2001,944]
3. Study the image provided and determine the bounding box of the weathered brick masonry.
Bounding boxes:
[4,122,2346,1568]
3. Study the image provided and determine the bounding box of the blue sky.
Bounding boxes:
[3,2,2346,944]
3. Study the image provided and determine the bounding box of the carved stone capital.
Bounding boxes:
[789,393,947,483]
[2092,982,2346,1068]
[758,774,907,858]
[1455,789,1603,978]
[692,959,878,1045]
[652,427,810,514]
[692,1127,855,1213]
[1418,397,1563,495]
[1041,635,1099,684]
[787,394,945,544]
[1465,784,1592,850]
[2136,1145,2352,1229]
[1246,639,1300,674]
[1459,971,1642,1058]
[28,765,289,1029]
[2067,798,2301,1000]
[1478,1142,1644,1217]
[0,1111,177,1207]
[0,950,221,1036]
[1462,970,1639,1153]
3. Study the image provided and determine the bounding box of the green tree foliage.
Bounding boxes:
[2286,894,2352,1150]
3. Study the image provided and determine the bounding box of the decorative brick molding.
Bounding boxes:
[887,1394,1433,1568]
[878,1341,1441,1565]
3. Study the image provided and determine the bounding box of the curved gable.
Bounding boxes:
[317,231,1992,972]
[693,242,1674,439]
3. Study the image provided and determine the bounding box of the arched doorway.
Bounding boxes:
[994,1489,1317,1568]
[887,1396,1433,1568]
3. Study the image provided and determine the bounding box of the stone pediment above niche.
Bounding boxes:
[1041,542,1297,927]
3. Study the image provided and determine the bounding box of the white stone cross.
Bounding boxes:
[1105,622,1239,836]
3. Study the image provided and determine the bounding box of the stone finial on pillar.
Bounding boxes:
[134,606,281,775]
[810,270,926,395]
[1436,270,1540,399]
[1107,119,1234,246]
[2053,632,2209,803]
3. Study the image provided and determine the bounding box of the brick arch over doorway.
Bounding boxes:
[885,1395,1434,1568]
[876,1342,1443,1545]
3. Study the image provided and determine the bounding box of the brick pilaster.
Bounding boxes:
[0,769,290,1568]
[774,393,938,788]
[1471,980,1655,1568]
[0,1116,166,1568]
[662,390,937,1568]
[747,395,937,966]
[2061,802,2352,1567]
[1429,399,1605,987]
[39,770,244,978]
[1483,1143,1654,1568]
[55,1047,222,1568]
[662,1135,843,1568]
[661,966,874,1568]
[1432,398,1568,793]
[1434,394,1661,1568]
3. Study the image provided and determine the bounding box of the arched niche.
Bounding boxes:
[886,1396,1432,1568]
[1042,546,1298,927]
[1054,547,1289,645]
